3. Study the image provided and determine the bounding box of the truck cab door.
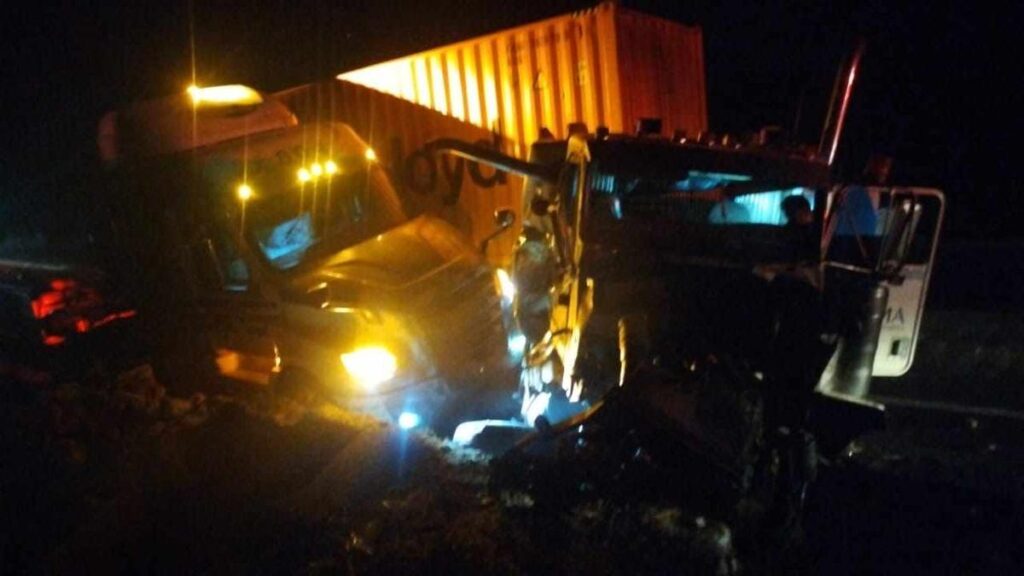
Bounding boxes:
[187,231,281,384]
[824,186,945,378]
[872,187,944,376]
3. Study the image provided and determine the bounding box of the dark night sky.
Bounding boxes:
[1,1,1017,238]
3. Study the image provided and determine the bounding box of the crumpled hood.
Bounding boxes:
[304,216,477,294]
[281,215,508,382]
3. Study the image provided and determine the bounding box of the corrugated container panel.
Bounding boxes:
[337,1,706,157]
[274,80,523,266]
[613,8,707,138]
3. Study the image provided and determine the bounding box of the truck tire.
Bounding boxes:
[269,367,323,405]
[148,322,219,397]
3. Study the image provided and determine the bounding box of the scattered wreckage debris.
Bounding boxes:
[490,350,815,575]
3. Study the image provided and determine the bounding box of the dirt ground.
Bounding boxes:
[872,308,1024,412]
[3,239,1023,574]
[0,365,741,575]
[874,239,1024,411]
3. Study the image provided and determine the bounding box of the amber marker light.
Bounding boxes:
[187,84,263,106]
[237,183,253,201]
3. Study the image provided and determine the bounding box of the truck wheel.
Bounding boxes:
[148,328,219,398]
[264,368,323,425]
[270,368,323,405]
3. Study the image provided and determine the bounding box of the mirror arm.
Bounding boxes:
[426,138,559,184]
[479,226,510,255]
[479,209,517,255]
[886,202,922,277]
[900,204,923,260]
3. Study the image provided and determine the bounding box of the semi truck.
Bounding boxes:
[1,85,519,433]
[429,122,943,443]
[322,15,943,435]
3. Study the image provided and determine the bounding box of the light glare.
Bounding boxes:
[524,391,551,426]
[236,183,253,201]
[508,333,527,356]
[365,148,377,162]
[341,346,397,390]
[398,411,422,430]
[495,269,516,303]
[310,162,323,177]
[325,160,339,174]
[187,84,263,106]
[298,167,311,183]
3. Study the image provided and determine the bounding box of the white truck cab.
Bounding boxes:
[96,86,517,432]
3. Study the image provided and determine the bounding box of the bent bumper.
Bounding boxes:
[334,377,451,429]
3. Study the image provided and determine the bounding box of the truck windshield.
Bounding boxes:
[204,153,406,271]
[586,164,821,263]
[591,168,815,226]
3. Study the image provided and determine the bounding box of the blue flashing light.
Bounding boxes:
[508,333,527,356]
[398,411,421,430]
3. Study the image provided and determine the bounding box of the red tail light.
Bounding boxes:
[31,277,135,346]
[31,289,66,320]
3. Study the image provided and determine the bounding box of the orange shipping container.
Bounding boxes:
[275,3,706,265]
[337,1,707,157]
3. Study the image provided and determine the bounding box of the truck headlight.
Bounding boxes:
[341,346,397,391]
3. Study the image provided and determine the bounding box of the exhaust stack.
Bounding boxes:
[819,41,866,166]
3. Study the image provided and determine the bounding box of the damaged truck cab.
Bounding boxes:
[435,127,944,431]
[98,87,516,431]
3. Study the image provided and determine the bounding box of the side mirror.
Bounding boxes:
[480,207,517,255]
[494,208,516,229]
[878,195,922,277]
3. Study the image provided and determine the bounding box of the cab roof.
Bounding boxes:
[532,135,832,190]
[97,85,298,164]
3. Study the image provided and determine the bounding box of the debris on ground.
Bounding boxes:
[1,364,752,575]
[4,361,1021,574]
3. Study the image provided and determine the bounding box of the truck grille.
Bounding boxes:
[409,263,508,381]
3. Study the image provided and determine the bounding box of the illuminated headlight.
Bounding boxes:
[398,411,422,430]
[341,346,397,391]
[495,268,516,304]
